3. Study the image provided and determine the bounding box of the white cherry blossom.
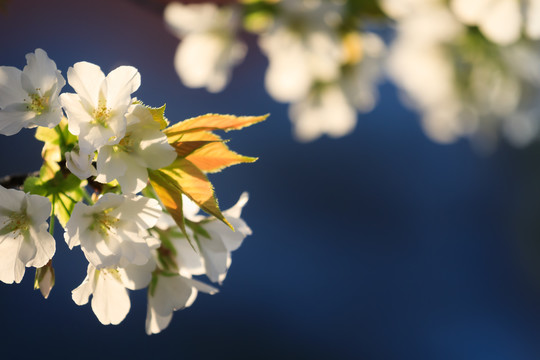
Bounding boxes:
[193,192,251,284]
[164,2,246,92]
[64,193,161,268]
[0,48,64,136]
[95,104,177,193]
[72,260,155,325]
[145,273,217,335]
[60,62,141,153]
[0,185,55,284]
[157,193,251,284]
[65,145,97,180]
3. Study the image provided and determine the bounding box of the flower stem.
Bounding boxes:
[49,193,56,235]
[82,188,94,205]
[54,125,67,150]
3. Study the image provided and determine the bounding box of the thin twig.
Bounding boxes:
[0,171,39,189]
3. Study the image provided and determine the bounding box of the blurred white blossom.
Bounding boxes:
[289,32,385,141]
[164,2,246,92]
[60,62,141,153]
[384,0,540,147]
[0,185,55,284]
[258,0,345,103]
[0,48,65,136]
[450,0,540,45]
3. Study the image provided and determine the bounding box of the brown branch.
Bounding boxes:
[0,171,39,189]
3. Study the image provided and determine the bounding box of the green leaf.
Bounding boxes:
[24,163,85,228]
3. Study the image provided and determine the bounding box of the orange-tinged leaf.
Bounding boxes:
[186,141,258,173]
[156,158,231,229]
[172,140,221,158]
[164,113,268,136]
[166,130,221,145]
[147,104,169,130]
[148,170,189,241]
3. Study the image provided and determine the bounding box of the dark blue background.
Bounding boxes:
[2,0,540,359]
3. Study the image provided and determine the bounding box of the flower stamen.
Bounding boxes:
[92,100,112,127]
[89,210,119,238]
[26,91,50,115]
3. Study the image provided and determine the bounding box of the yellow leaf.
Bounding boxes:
[35,117,77,163]
[148,170,189,240]
[168,130,257,173]
[147,104,169,130]
[186,142,258,173]
[166,129,221,145]
[151,158,231,229]
[164,113,268,137]
[172,140,221,158]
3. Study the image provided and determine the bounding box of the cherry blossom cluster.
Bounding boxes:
[164,0,540,149]
[381,0,540,148]
[0,48,264,334]
[164,0,385,142]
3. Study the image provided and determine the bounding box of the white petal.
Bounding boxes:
[66,62,104,108]
[164,2,220,36]
[104,66,140,110]
[0,105,34,136]
[0,235,25,284]
[119,196,162,230]
[65,149,97,180]
[64,201,91,249]
[145,301,173,335]
[72,264,96,305]
[96,146,128,183]
[25,193,51,225]
[223,192,249,219]
[182,195,203,221]
[137,133,177,170]
[479,0,521,45]
[151,275,194,316]
[116,157,149,194]
[60,92,92,136]
[199,235,229,283]
[0,66,25,108]
[22,49,63,95]
[118,260,155,290]
[91,270,131,325]
[0,185,26,213]
[172,236,205,276]
[29,106,63,129]
[26,224,55,268]
[526,0,540,39]
[450,0,492,24]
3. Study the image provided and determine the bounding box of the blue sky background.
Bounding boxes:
[2,0,540,359]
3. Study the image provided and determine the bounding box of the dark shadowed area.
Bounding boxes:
[2,0,540,359]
